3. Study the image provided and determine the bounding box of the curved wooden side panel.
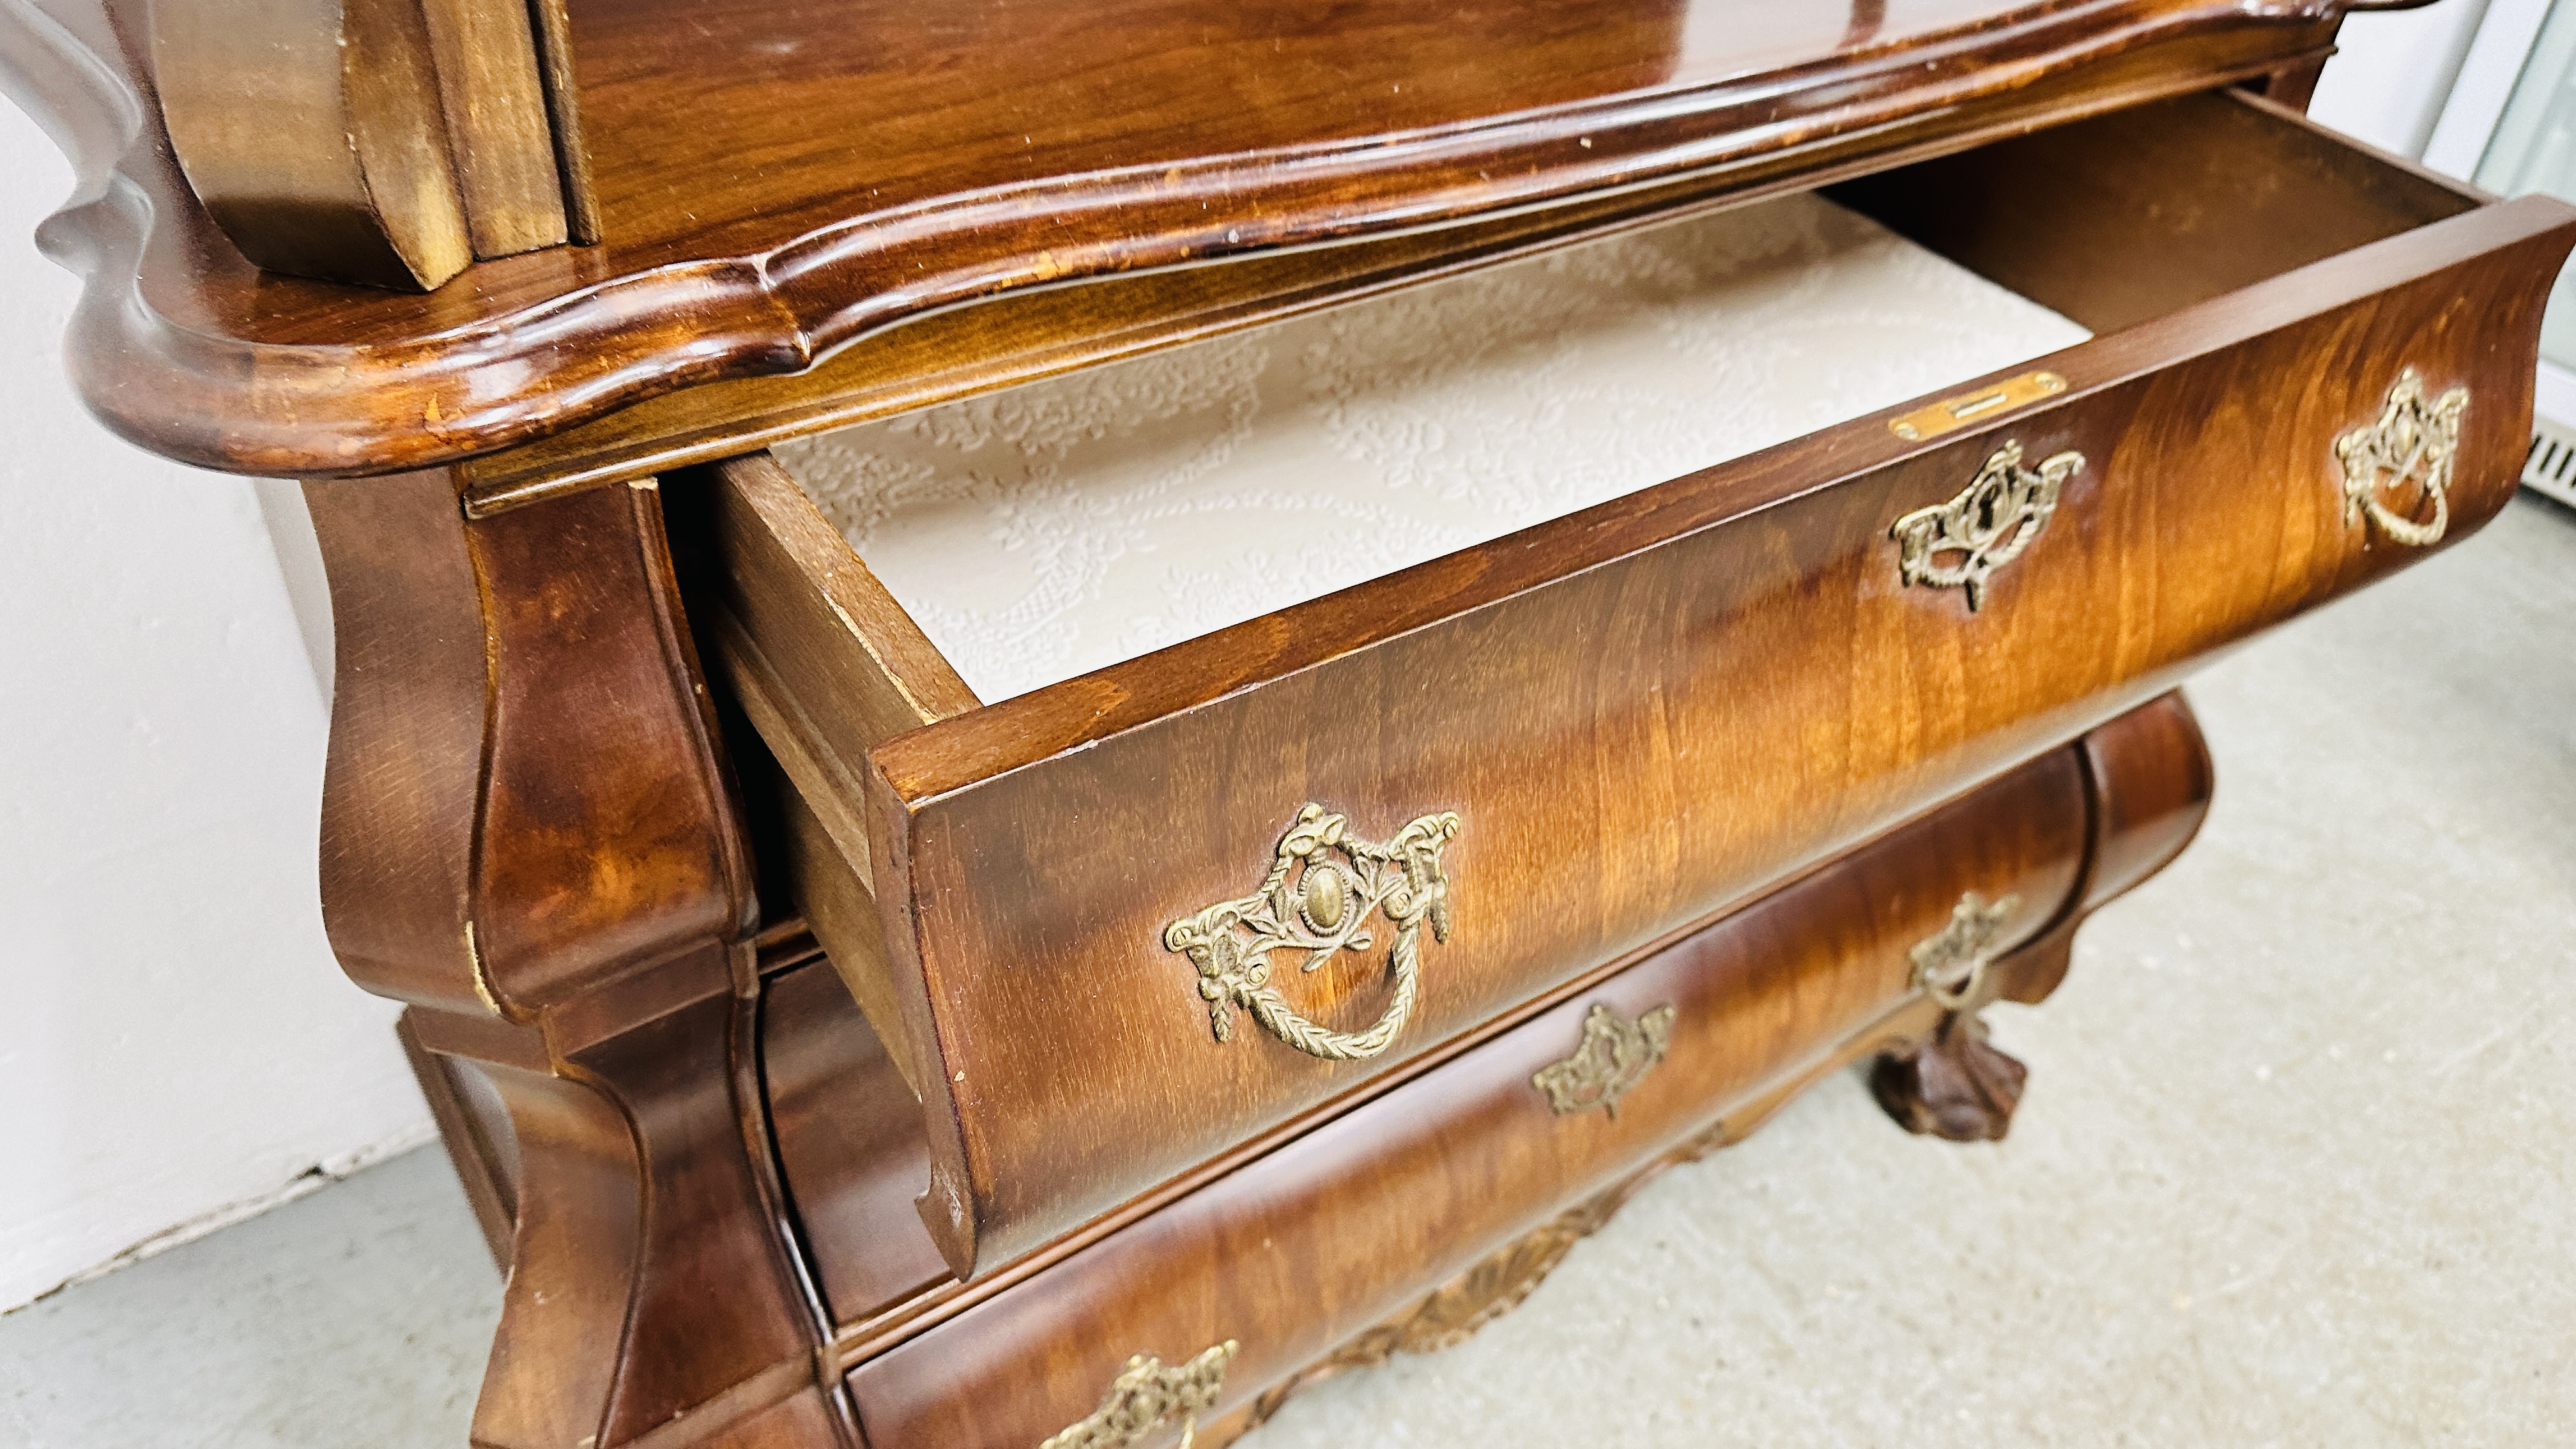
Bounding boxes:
[307,473,835,1446]
[309,471,748,1016]
[306,468,489,1011]
[411,991,832,1449]
[142,0,574,289]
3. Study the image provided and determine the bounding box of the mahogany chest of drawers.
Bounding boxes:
[8,3,2563,1446]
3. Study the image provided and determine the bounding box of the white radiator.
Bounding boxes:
[2524,413,2576,511]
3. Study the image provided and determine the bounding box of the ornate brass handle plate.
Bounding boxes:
[1890,440,2083,611]
[1042,1341,1237,1449]
[1910,893,2019,1011]
[1165,805,1460,1062]
[2337,368,2466,548]
[1532,1002,1676,1117]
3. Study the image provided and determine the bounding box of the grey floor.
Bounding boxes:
[0,1149,496,1446]
[6,498,2572,1448]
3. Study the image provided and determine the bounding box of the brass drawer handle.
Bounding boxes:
[1165,805,1460,1062]
[1910,892,2020,1011]
[1890,440,2083,611]
[2338,368,2466,548]
[1043,1340,1237,1449]
[1532,1002,1676,1117]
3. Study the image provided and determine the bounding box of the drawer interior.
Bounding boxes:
[669,84,2523,1278]
[774,190,2092,703]
[742,89,2476,709]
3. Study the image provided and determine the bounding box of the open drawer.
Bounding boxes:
[670,89,2576,1278]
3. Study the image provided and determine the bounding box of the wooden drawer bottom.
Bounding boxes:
[772,695,2210,1447]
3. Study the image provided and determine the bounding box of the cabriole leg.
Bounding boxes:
[1871,1008,2028,1142]
[1871,691,2215,1143]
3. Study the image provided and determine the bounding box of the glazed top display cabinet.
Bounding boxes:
[5,3,2563,1448]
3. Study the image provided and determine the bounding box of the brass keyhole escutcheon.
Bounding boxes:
[1532,1002,1676,1117]
[1042,1340,1236,1449]
[1910,893,2018,1011]
[1890,440,2082,612]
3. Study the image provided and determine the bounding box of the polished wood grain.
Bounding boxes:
[6,8,2489,1447]
[417,0,571,257]
[719,91,2574,1278]
[749,697,2202,1382]
[308,471,750,1016]
[454,54,2366,514]
[1230,751,2207,1449]
[301,468,488,1015]
[862,91,2545,799]
[302,470,842,1447]
[1201,709,2212,1446]
[150,0,474,289]
[841,743,2096,1446]
[3,0,2419,477]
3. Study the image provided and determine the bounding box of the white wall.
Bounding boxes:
[2311,0,2495,160]
[0,102,431,1312]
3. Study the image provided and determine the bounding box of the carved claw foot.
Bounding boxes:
[1870,1009,2027,1142]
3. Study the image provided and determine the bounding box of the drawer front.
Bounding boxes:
[861,192,2573,1276]
[845,742,2094,1447]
